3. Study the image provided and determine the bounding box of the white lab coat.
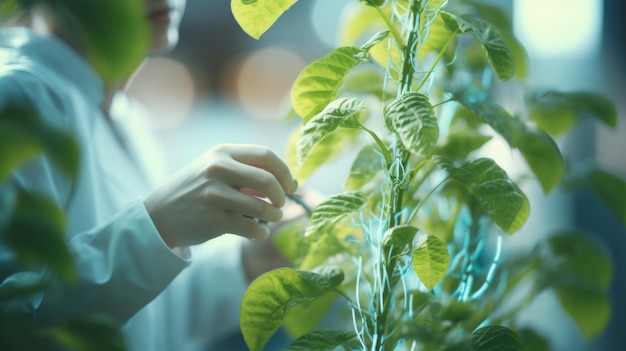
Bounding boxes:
[0,28,248,350]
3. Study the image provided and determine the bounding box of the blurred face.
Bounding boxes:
[144,0,186,53]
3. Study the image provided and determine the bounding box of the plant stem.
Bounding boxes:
[415,29,458,92]
[375,6,404,50]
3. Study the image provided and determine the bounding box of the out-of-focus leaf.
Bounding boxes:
[517,328,550,351]
[554,281,611,339]
[240,267,343,351]
[344,144,384,191]
[565,166,626,227]
[291,47,367,122]
[471,326,523,351]
[433,130,491,160]
[230,0,297,39]
[52,0,149,84]
[4,189,74,280]
[45,314,127,351]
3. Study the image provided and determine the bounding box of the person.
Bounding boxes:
[0,0,300,349]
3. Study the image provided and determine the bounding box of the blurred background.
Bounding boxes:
[126,1,625,350]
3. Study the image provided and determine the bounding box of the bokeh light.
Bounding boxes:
[222,47,305,120]
[127,57,195,129]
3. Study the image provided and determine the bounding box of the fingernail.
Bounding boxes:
[291,178,299,193]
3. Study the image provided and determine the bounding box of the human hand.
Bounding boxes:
[144,144,297,248]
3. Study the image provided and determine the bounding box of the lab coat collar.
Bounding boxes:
[0,27,105,106]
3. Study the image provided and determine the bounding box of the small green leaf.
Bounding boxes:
[297,97,367,166]
[361,30,390,52]
[291,47,367,122]
[471,326,523,351]
[565,167,626,227]
[441,300,475,324]
[385,92,439,155]
[4,189,74,280]
[344,144,384,191]
[285,329,361,350]
[554,282,611,339]
[434,157,530,234]
[240,267,343,351]
[441,11,515,81]
[412,234,450,291]
[230,0,297,39]
[383,225,418,259]
[433,130,492,160]
[305,191,367,238]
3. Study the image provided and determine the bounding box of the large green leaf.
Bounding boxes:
[471,326,523,351]
[441,11,515,81]
[344,144,384,191]
[291,47,367,122]
[434,157,529,234]
[3,189,74,280]
[526,90,617,136]
[297,97,367,166]
[457,100,564,193]
[305,191,367,238]
[412,234,450,291]
[230,0,297,39]
[52,0,149,84]
[384,92,439,155]
[565,166,626,227]
[240,267,344,351]
[516,328,550,351]
[554,282,611,339]
[285,329,361,350]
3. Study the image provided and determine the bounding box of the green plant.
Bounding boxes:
[231,1,624,350]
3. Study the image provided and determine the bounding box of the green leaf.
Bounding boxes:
[434,157,530,234]
[384,92,439,155]
[441,11,515,81]
[456,100,564,193]
[516,130,564,194]
[440,300,475,324]
[240,267,343,351]
[517,328,550,351]
[433,130,492,160]
[45,314,127,351]
[297,97,367,166]
[344,144,384,191]
[0,104,79,182]
[527,90,617,135]
[418,13,453,60]
[230,0,297,39]
[360,30,390,52]
[286,126,358,182]
[471,326,523,351]
[383,225,418,259]
[283,292,337,339]
[554,282,611,339]
[53,0,149,84]
[542,233,612,291]
[412,234,450,291]
[4,189,74,280]
[343,67,389,97]
[565,167,626,227]
[305,191,367,238]
[285,329,361,350]
[291,47,367,122]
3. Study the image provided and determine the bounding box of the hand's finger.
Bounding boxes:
[224,144,297,194]
[206,186,283,223]
[221,211,271,240]
[225,161,286,207]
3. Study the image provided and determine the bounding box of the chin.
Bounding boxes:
[149,29,180,55]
